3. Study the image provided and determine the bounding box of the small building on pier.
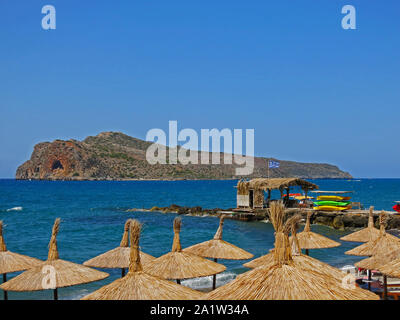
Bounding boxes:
[236,178,319,209]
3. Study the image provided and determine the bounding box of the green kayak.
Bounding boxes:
[313,200,352,207]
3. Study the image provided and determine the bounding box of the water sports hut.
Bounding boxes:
[236,178,319,209]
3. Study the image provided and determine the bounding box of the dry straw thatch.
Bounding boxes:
[345,212,400,257]
[245,178,318,191]
[183,215,253,260]
[144,217,226,281]
[0,221,43,300]
[0,221,42,275]
[0,218,109,299]
[293,212,340,251]
[206,202,378,300]
[237,180,249,195]
[244,215,346,281]
[340,207,399,243]
[83,219,155,274]
[82,219,204,300]
[355,247,400,271]
[183,215,253,289]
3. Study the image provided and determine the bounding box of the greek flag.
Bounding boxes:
[269,160,280,169]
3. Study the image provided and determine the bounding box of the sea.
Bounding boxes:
[0,178,399,300]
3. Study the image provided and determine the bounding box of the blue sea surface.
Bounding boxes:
[0,178,399,300]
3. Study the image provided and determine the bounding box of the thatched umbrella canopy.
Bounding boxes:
[345,212,400,257]
[84,219,155,277]
[244,215,346,281]
[206,202,378,300]
[82,220,204,300]
[144,217,226,284]
[294,212,340,255]
[340,207,399,243]
[0,221,42,300]
[0,218,109,300]
[183,215,253,289]
[379,254,400,299]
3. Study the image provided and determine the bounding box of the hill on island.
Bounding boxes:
[16,132,352,180]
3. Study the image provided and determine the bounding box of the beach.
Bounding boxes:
[1,178,400,299]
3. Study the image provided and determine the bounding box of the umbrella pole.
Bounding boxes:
[53,288,58,300]
[305,249,309,256]
[367,270,371,291]
[212,258,218,290]
[3,273,8,300]
[176,279,181,285]
[383,275,387,300]
[121,268,125,277]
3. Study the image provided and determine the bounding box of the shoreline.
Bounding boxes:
[127,204,400,232]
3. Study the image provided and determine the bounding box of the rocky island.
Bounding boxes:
[16,132,352,180]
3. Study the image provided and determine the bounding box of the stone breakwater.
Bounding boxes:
[127,204,400,231]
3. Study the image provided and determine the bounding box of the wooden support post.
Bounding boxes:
[383,275,388,300]
[121,268,125,277]
[54,288,58,300]
[212,258,218,290]
[176,279,181,285]
[3,273,8,300]
[305,249,309,256]
[367,270,371,291]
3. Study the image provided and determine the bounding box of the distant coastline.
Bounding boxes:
[15,132,352,181]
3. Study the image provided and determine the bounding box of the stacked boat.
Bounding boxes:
[312,192,353,212]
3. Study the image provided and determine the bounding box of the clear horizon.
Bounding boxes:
[1,1,399,178]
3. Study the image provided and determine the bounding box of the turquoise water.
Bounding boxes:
[0,178,399,300]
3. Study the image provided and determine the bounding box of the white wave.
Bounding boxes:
[6,206,23,212]
[181,271,237,290]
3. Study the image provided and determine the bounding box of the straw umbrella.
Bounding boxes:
[244,215,346,281]
[294,212,340,255]
[340,207,399,243]
[345,212,400,257]
[355,248,400,299]
[0,218,109,300]
[84,219,155,277]
[206,202,378,300]
[183,215,253,289]
[378,253,400,300]
[82,219,204,300]
[0,221,42,300]
[144,217,226,285]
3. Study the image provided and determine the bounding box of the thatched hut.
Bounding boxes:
[236,178,318,209]
[84,219,155,277]
[82,220,204,300]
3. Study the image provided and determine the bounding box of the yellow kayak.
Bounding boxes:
[314,205,351,211]
[317,196,351,201]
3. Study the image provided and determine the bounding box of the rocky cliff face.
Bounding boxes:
[16,132,352,180]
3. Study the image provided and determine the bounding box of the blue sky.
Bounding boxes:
[0,0,399,178]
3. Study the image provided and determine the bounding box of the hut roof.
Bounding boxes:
[239,178,318,192]
[0,218,109,292]
[143,218,226,280]
[345,212,400,257]
[293,212,341,249]
[183,216,253,260]
[83,219,155,269]
[0,221,42,274]
[207,204,378,300]
[82,220,204,300]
